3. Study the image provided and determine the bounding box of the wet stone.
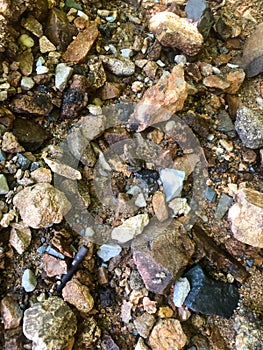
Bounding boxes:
[22,269,37,292]
[62,279,94,313]
[1,296,23,330]
[184,265,239,318]
[134,312,155,338]
[23,296,77,350]
[9,222,31,254]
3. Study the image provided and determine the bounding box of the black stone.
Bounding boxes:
[184,265,239,318]
[99,286,115,307]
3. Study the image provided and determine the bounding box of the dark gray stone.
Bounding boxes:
[184,265,239,318]
[216,110,235,133]
[205,187,216,202]
[214,193,233,219]
[16,153,31,170]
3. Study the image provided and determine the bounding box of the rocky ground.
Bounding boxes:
[0,0,263,349]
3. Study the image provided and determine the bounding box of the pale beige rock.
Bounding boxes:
[30,167,52,183]
[149,11,203,56]
[228,188,263,248]
[13,183,71,229]
[2,132,25,153]
[134,312,155,338]
[111,214,149,243]
[80,114,106,141]
[135,337,150,350]
[9,222,31,254]
[149,318,187,350]
[152,192,169,222]
[62,279,94,313]
[44,157,81,180]
[39,36,56,53]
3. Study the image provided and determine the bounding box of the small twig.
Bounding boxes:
[56,245,89,292]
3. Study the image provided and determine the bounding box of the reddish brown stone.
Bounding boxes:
[100,82,121,100]
[0,296,23,330]
[225,69,245,94]
[42,254,67,277]
[62,279,94,313]
[152,192,169,222]
[0,106,15,128]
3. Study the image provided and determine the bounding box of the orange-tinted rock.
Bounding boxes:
[225,69,245,94]
[100,82,121,100]
[152,192,169,222]
[62,279,94,313]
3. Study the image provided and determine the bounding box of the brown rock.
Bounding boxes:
[1,296,23,330]
[225,94,241,118]
[132,219,195,294]
[44,157,81,180]
[149,11,203,56]
[61,74,88,118]
[75,317,101,349]
[228,188,263,248]
[30,167,52,183]
[9,222,31,254]
[134,312,155,338]
[16,50,34,76]
[152,192,169,222]
[0,106,15,128]
[86,60,106,89]
[203,75,230,90]
[149,318,187,350]
[100,82,121,100]
[45,7,78,51]
[63,22,98,63]
[2,132,25,153]
[225,69,245,94]
[42,254,67,277]
[62,279,94,313]
[130,64,188,131]
[11,94,53,116]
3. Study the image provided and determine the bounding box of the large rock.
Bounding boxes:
[235,106,263,149]
[228,188,263,248]
[132,219,195,294]
[149,11,203,56]
[13,183,71,229]
[129,64,188,131]
[23,297,77,350]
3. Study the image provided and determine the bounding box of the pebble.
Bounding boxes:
[111,214,149,243]
[100,55,135,76]
[203,74,230,90]
[80,114,106,141]
[100,81,121,100]
[62,279,94,313]
[235,106,263,149]
[214,193,233,219]
[44,157,82,180]
[9,222,31,254]
[168,198,191,216]
[18,34,34,48]
[55,63,73,92]
[134,312,155,338]
[228,188,263,248]
[149,318,187,350]
[0,174,9,194]
[205,186,216,202]
[97,243,122,262]
[172,277,191,307]
[16,153,31,170]
[13,183,72,229]
[22,268,37,292]
[216,110,235,133]
[152,192,169,222]
[21,15,43,37]
[23,296,77,349]
[149,11,203,56]
[16,50,34,76]
[30,167,52,183]
[36,65,49,75]
[158,306,174,318]
[160,168,185,202]
[39,35,56,53]
[225,69,245,94]
[121,300,132,324]
[0,296,23,330]
[2,132,25,153]
[183,264,239,318]
[20,76,35,90]
[135,338,150,350]
[42,254,67,277]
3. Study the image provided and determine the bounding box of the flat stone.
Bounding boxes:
[214,193,233,219]
[152,192,169,222]
[22,269,37,292]
[160,168,185,202]
[13,183,72,229]
[39,35,56,53]
[63,22,98,63]
[216,110,235,133]
[241,23,263,77]
[9,222,31,254]
[45,7,77,51]
[0,174,9,194]
[228,188,263,248]
[149,11,203,56]
[55,63,73,92]
[62,279,94,313]
[100,55,135,76]
[235,106,263,149]
[203,74,230,90]
[80,114,106,141]
[11,94,53,116]
[172,277,190,307]
[132,219,195,294]
[1,296,23,330]
[134,312,155,338]
[184,265,239,318]
[23,296,77,350]
[21,15,43,37]
[2,132,25,153]
[30,167,52,183]
[149,318,187,350]
[42,254,67,277]
[97,243,122,262]
[44,157,81,180]
[130,65,188,131]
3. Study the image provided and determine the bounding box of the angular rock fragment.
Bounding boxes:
[130,65,188,131]
[152,192,169,222]
[160,168,185,202]
[100,55,135,76]
[55,63,73,92]
[172,277,190,307]
[97,244,122,262]
[235,106,263,149]
[22,269,37,292]
[9,222,31,254]
[184,265,239,318]
[149,12,204,56]
[23,297,77,350]
[1,296,23,330]
[203,74,230,90]
[2,132,25,153]
[228,188,263,248]
[62,279,94,313]
[44,157,81,180]
[75,317,101,349]
[132,219,195,294]
[134,312,155,338]
[0,174,9,194]
[80,114,106,141]
[13,183,71,229]
[42,254,67,277]
[11,94,53,116]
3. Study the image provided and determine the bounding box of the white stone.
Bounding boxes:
[111,214,149,243]
[36,66,49,74]
[97,243,122,262]
[172,277,190,307]
[55,63,73,92]
[21,76,35,90]
[169,198,191,216]
[22,269,37,292]
[160,168,185,201]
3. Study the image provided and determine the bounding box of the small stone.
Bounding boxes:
[97,243,122,262]
[44,157,81,180]
[86,59,106,89]
[16,50,34,76]
[101,335,120,350]
[214,193,233,219]
[184,265,239,318]
[203,74,230,90]
[225,69,245,94]
[9,222,31,254]
[121,300,132,324]
[21,15,43,37]
[100,82,121,100]
[135,338,150,350]
[39,35,56,53]
[55,63,73,92]
[1,296,23,330]
[100,55,135,76]
[13,183,72,229]
[2,132,25,153]
[11,94,53,116]
[111,214,149,243]
[36,65,49,75]
[22,269,37,292]
[168,198,191,216]
[149,11,203,56]
[62,279,94,313]
[0,174,9,194]
[0,210,17,228]
[63,22,99,63]
[143,297,157,314]
[23,296,77,350]
[30,167,52,183]
[172,277,191,307]
[75,317,101,349]
[205,186,216,202]
[160,168,185,202]
[157,306,174,318]
[235,106,263,149]
[152,192,169,222]
[18,34,35,48]
[80,114,106,141]
[216,110,235,133]
[134,312,155,338]
[42,254,67,277]
[149,318,187,350]
[228,188,263,248]
[20,76,35,90]
[16,153,31,170]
